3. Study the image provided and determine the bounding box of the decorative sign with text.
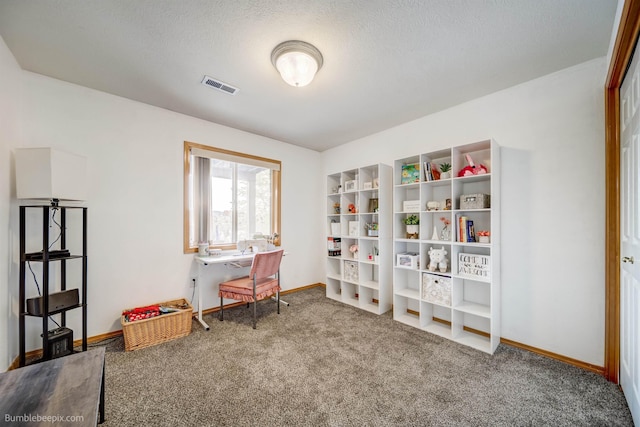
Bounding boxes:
[458,253,491,280]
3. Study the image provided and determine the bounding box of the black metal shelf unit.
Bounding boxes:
[19,205,88,367]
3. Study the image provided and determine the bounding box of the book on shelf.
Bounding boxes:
[466,219,476,243]
[327,237,341,256]
[456,216,476,243]
[424,162,432,181]
[458,215,468,242]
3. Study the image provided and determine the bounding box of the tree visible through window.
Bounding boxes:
[184,141,280,252]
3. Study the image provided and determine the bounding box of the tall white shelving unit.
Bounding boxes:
[326,164,393,314]
[392,140,501,354]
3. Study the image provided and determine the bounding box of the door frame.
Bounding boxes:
[605,0,640,383]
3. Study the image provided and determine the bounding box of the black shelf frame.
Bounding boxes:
[19,205,88,367]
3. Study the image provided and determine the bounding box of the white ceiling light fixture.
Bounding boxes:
[271,40,323,87]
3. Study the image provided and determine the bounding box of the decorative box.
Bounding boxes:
[403,200,421,212]
[422,273,451,306]
[344,261,359,282]
[458,253,491,280]
[396,253,419,269]
[460,193,490,210]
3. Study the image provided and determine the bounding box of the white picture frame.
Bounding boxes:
[348,221,360,237]
[344,180,357,192]
[396,253,419,269]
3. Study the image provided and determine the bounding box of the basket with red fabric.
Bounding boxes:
[122,305,161,322]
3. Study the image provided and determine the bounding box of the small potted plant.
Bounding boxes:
[403,214,419,239]
[439,162,452,179]
[365,223,379,237]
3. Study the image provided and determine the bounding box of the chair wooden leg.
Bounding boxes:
[219,296,223,321]
[253,275,257,329]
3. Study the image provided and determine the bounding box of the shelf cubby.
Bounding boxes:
[326,164,392,315]
[393,294,420,328]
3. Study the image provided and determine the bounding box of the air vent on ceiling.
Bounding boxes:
[201,75,238,95]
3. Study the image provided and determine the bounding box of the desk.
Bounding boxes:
[194,252,255,330]
[194,251,288,330]
[0,347,105,426]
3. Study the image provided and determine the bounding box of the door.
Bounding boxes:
[620,44,640,425]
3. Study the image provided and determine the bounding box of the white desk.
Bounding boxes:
[193,252,288,330]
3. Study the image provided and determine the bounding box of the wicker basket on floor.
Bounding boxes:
[121,298,193,351]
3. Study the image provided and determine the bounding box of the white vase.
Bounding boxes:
[431,226,439,240]
[441,171,451,179]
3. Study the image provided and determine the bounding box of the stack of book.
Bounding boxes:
[423,162,441,181]
[455,215,476,243]
[327,237,341,256]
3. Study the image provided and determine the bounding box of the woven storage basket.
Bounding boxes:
[121,298,193,351]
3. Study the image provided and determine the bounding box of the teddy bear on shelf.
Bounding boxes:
[428,246,448,273]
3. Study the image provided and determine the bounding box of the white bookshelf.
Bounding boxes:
[326,164,393,314]
[392,139,501,354]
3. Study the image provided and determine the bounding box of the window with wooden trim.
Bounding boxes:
[183,141,281,253]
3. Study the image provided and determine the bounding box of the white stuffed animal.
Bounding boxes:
[428,246,448,273]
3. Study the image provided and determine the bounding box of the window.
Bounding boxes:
[184,141,281,253]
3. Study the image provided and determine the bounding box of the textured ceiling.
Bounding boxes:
[0,0,618,152]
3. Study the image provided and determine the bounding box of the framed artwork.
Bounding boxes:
[458,253,491,280]
[349,221,359,237]
[396,253,419,269]
[401,163,420,184]
[344,180,357,192]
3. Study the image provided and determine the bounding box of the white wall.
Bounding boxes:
[321,58,607,366]
[1,33,608,367]
[8,70,324,362]
[0,37,23,370]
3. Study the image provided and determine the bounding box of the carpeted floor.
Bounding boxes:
[98,286,633,426]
